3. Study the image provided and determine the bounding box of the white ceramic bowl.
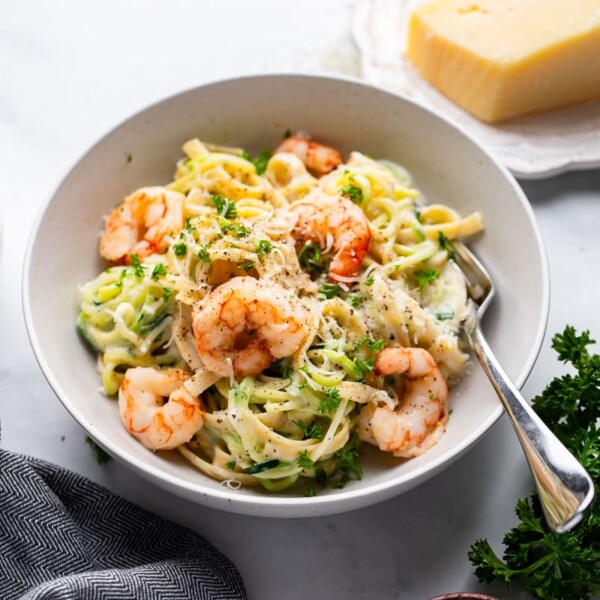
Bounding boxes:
[23,75,549,517]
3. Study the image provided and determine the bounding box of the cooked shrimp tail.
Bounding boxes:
[276,135,343,178]
[291,193,371,282]
[358,347,449,457]
[100,187,185,263]
[119,367,203,450]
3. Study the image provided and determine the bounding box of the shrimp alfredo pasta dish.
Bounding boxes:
[78,134,483,493]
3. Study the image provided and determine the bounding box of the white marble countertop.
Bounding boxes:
[1,2,599,599]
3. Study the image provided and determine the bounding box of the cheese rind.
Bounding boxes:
[406,0,600,123]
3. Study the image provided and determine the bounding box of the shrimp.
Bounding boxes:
[275,135,343,178]
[290,193,371,282]
[119,367,203,451]
[100,186,185,263]
[192,276,308,378]
[358,347,449,458]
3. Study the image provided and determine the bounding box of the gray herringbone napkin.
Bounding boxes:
[0,449,247,600]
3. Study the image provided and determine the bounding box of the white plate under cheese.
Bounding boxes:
[353,0,600,178]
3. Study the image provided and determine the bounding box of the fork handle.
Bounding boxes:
[471,327,594,533]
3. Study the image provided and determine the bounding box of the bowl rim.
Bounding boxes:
[22,73,550,514]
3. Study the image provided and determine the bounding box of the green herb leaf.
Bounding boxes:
[438,231,456,259]
[252,149,273,175]
[85,436,111,465]
[318,387,341,414]
[296,450,315,470]
[353,358,374,378]
[318,282,343,299]
[217,216,251,238]
[197,245,211,263]
[151,263,167,281]
[298,242,324,276]
[354,337,385,351]
[173,242,187,257]
[238,260,255,272]
[293,420,324,440]
[363,276,375,287]
[162,287,174,302]
[413,268,439,293]
[334,444,363,481]
[130,254,144,278]
[255,239,273,257]
[185,216,197,232]
[211,195,237,219]
[346,294,364,308]
[339,184,364,204]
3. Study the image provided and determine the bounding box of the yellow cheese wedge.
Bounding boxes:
[406,0,600,123]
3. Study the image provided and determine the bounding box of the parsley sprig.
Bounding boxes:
[211,195,237,219]
[413,268,439,293]
[469,326,600,600]
[242,149,273,175]
[318,387,341,414]
[339,184,363,204]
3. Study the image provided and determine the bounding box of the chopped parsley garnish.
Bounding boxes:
[347,294,364,308]
[162,287,174,302]
[130,254,144,278]
[233,386,248,403]
[255,239,273,257]
[217,216,251,238]
[238,260,255,272]
[304,488,316,497]
[438,231,456,259]
[339,184,364,204]
[85,436,111,465]
[211,194,237,219]
[296,450,315,470]
[151,263,167,281]
[415,208,422,222]
[197,245,211,263]
[354,337,385,351]
[173,242,187,257]
[242,149,274,175]
[334,445,363,482]
[226,461,236,470]
[184,216,197,232]
[354,358,375,378]
[413,268,439,293]
[363,276,375,287]
[318,282,342,299]
[293,420,324,440]
[318,387,341,414]
[298,242,325,276]
[252,149,273,175]
[469,326,600,600]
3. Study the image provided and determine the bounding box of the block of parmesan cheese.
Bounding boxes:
[406,0,600,123]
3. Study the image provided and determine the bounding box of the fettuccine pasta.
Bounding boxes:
[78,134,483,493]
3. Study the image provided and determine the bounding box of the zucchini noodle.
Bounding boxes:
[78,135,484,494]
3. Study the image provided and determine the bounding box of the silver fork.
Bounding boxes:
[451,240,594,533]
